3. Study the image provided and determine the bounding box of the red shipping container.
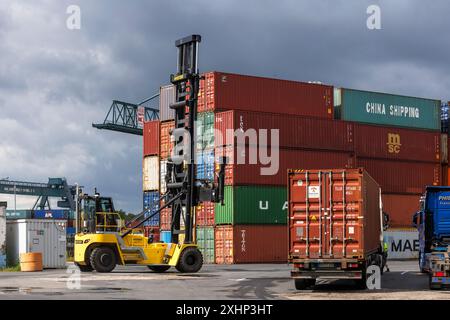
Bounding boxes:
[288,168,382,260]
[215,225,288,264]
[196,202,214,226]
[160,120,175,159]
[382,194,420,228]
[144,226,160,242]
[354,123,440,163]
[214,110,353,151]
[198,71,333,118]
[143,120,160,156]
[160,200,172,231]
[215,145,355,186]
[357,157,440,194]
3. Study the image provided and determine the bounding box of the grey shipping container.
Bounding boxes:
[159,85,176,122]
[6,219,67,268]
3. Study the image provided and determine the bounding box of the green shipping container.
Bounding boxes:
[196,226,215,264]
[215,186,287,225]
[196,112,215,150]
[5,210,33,220]
[335,88,440,130]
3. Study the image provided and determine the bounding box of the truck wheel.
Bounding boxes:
[90,247,116,273]
[175,247,203,273]
[74,262,93,272]
[294,279,308,290]
[148,265,171,273]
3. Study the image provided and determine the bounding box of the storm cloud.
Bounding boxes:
[0,0,449,212]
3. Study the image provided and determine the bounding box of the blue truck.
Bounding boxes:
[413,186,450,290]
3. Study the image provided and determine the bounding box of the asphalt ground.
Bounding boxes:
[0,260,449,300]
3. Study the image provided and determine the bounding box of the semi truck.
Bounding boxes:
[413,186,450,290]
[288,168,386,290]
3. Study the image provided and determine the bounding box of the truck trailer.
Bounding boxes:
[288,168,386,289]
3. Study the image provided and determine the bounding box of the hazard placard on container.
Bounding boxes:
[308,186,320,198]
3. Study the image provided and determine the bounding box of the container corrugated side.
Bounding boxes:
[215,145,355,186]
[160,231,171,243]
[357,158,440,194]
[442,134,448,164]
[288,168,381,260]
[160,159,167,194]
[214,110,353,151]
[354,123,440,163]
[382,194,420,228]
[196,112,215,150]
[32,210,69,220]
[6,219,66,268]
[0,206,5,268]
[196,202,214,226]
[198,71,333,119]
[160,200,171,231]
[160,121,175,159]
[215,186,287,225]
[160,85,176,122]
[214,225,288,264]
[337,88,440,130]
[143,156,160,191]
[144,227,160,242]
[143,120,160,156]
[196,227,215,264]
[143,191,160,227]
[196,148,214,181]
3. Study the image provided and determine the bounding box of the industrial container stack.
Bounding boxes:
[150,70,447,263]
[334,88,443,229]
[0,202,6,268]
[197,72,336,264]
[143,120,161,240]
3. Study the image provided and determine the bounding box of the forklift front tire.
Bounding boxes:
[148,265,171,273]
[90,246,116,273]
[176,247,203,273]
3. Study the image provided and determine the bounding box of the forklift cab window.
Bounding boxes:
[97,198,114,213]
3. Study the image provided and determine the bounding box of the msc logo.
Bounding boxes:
[387,133,401,154]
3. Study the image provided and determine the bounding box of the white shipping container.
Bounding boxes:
[159,85,176,122]
[143,156,160,191]
[0,205,6,268]
[6,219,67,268]
[160,159,167,194]
[384,228,419,260]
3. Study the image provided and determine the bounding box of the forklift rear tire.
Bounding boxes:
[175,247,203,273]
[294,279,308,290]
[90,247,116,273]
[74,262,93,272]
[147,265,171,273]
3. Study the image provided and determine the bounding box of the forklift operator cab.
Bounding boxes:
[80,194,119,233]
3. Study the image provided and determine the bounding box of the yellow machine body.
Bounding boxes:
[74,232,197,267]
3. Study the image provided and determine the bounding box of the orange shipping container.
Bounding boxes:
[288,168,382,260]
[160,120,175,159]
[215,225,288,264]
[381,194,420,228]
[143,120,160,156]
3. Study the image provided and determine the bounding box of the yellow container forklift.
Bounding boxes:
[74,35,226,273]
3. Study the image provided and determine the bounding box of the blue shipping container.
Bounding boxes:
[160,231,171,243]
[196,148,215,181]
[66,227,76,234]
[33,209,68,220]
[0,255,5,268]
[143,191,160,227]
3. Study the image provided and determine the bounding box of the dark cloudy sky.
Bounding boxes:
[0,0,449,213]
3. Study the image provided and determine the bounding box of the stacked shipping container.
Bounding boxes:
[143,120,161,239]
[147,71,445,264]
